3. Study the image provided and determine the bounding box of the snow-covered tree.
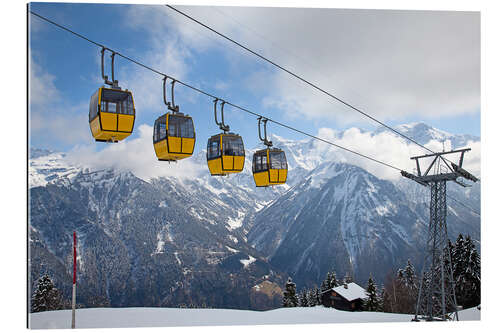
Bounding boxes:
[363,275,381,311]
[403,260,416,290]
[396,268,404,281]
[299,289,309,307]
[329,272,339,289]
[321,270,338,291]
[31,274,63,313]
[453,234,480,308]
[314,287,321,306]
[282,277,299,307]
[320,279,328,293]
[306,288,318,307]
[325,272,332,289]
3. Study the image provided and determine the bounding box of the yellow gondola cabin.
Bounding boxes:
[207,133,245,175]
[252,148,288,187]
[89,87,135,142]
[153,113,195,161]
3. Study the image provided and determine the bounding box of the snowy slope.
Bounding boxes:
[29,148,81,187]
[29,306,480,329]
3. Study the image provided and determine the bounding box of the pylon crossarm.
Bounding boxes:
[410,148,471,160]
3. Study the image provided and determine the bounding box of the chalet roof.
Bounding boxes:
[325,282,368,301]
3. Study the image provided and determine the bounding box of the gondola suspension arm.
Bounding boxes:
[163,76,179,112]
[101,47,119,89]
[258,116,272,147]
[214,98,230,133]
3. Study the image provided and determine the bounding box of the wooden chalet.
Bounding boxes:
[321,282,367,311]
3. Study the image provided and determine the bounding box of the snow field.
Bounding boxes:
[29,306,480,329]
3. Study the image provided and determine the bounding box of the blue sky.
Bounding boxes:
[28,3,480,156]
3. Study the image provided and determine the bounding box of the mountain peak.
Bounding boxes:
[373,122,478,149]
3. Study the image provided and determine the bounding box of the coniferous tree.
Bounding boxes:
[307,288,317,307]
[31,274,63,313]
[363,275,381,311]
[454,235,481,308]
[329,272,339,288]
[325,272,333,289]
[403,259,418,309]
[397,268,404,281]
[320,279,329,293]
[299,289,308,307]
[314,287,321,306]
[282,277,299,307]
[403,259,417,290]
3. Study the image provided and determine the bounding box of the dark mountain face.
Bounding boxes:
[29,169,285,310]
[247,162,428,287]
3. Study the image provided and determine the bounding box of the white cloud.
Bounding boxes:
[172,6,480,124]
[65,124,202,181]
[29,56,60,108]
[312,127,480,181]
[115,5,211,117]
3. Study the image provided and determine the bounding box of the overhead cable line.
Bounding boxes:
[29,10,480,217]
[29,10,403,173]
[166,4,481,181]
[446,194,481,217]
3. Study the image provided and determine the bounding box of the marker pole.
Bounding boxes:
[71,231,76,329]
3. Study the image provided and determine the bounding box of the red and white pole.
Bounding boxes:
[71,231,76,329]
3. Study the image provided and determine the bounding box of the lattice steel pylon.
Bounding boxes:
[401,148,478,321]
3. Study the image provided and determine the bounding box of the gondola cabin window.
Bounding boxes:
[253,154,268,172]
[100,90,134,115]
[207,138,220,159]
[167,115,195,138]
[153,116,167,142]
[222,136,244,156]
[179,117,195,138]
[270,150,287,169]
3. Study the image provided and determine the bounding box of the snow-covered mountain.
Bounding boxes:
[28,122,481,308]
[29,148,80,187]
[389,122,479,148]
[29,166,286,310]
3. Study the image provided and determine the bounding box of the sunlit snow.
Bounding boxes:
[29,306,480,329]
[239,255,256,268]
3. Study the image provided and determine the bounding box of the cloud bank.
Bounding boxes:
[176,6,480,124]
[66,124,202,181]
[312,127,480,181]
